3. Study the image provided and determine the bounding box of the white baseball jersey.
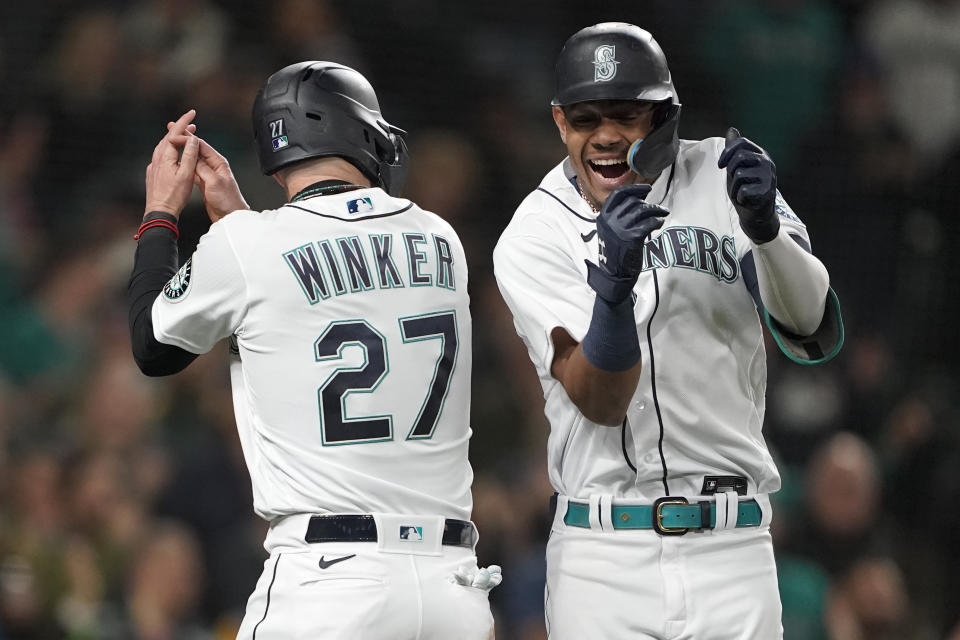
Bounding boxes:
[152,187,473,522]
[495,138,821,502]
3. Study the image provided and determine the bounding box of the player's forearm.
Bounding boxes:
[564,346,641,425]
[554,291,643,425]
[551,326,641,426]
[127,223,198,376]
[754,229,829,336]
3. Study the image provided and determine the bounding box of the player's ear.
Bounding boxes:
[552,106,568,144]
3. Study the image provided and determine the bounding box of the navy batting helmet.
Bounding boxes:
[552,23,681,178]
[252,61,408,195]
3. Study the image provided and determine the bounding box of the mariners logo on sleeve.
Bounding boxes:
[163,258,192,302]
[774,190,803,225]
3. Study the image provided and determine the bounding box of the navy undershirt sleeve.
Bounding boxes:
[127,226,198,376]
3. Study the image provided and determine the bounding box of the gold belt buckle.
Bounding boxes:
[653,496,689,536]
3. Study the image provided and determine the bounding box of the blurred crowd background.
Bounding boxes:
[0,0,958,638]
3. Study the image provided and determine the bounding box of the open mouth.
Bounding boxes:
[587,158,632,188]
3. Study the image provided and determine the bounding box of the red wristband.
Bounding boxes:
[134,214,180,240]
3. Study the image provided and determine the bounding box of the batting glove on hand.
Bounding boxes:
[451,563,502,592]
[586,184,668,304]
[718,127,780,244]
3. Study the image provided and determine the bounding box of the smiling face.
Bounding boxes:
[553,100,657,209]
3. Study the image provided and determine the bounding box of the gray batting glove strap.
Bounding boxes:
[718,127,780,244]
[586,184,669,304]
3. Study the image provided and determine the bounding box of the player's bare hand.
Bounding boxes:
[164,121,249,223]
[586,184,668,304]
[144,110,200,218]
[718,127,779,244]
[194,138,249,223]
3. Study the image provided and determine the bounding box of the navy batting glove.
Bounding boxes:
[585,184,668,304]
[718,127,780,244]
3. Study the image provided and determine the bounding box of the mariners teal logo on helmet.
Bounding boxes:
[163,258,192,302]
[593,45,619,82]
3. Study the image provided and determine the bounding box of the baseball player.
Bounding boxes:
[128,62,498,639]
[493,23,843,639]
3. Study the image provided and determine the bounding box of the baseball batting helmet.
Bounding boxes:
[552,23,681,178]
[252,61,408,195]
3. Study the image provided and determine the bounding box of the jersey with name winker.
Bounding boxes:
[151,187,473,522]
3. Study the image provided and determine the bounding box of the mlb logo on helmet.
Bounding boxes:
[347,197,374,214]
[272,136,288,151]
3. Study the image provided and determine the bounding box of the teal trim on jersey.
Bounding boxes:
[403,233,433,287]
[315,319,394,446]
[718,236,739,283]
[318,239,348,296]
[564,499,763,530]
[398,310,459,440]
[335,234,375,293]
[688,226,722,282]
[431,234,456,291]
[369,234,404,289]
[662,227,700,274]
[644,233,672,270]
[282,242,330,305]
[764,287,844,366]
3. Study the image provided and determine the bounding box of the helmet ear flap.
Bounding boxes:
[390,132,409,165]
[380,128,409,196]
[376,133,398,164]
[653,102,671,128]
[377,124,408,165]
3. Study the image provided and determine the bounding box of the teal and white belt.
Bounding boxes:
[564,496,763,536]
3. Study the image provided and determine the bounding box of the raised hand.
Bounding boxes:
[144,110,200,217]
[586,184,669,304]
[165,121,249,223]
[718,127,779,244]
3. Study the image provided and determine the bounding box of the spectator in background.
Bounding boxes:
[266,0,366,73]
[124,522,209,640]
[35,8,124,235]
[775,551,831,640]
[788,55,912,333]
[701,0,843,174]
[860,1,960,361]
[154,353,264,631]
[825,557,910,640]
[0,452,67,635]
[881,379,960,635]
[863,0,960,167]
[785,432,887,574]
[122,0,228,89]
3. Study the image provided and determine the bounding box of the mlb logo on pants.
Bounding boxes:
[400,526,423,541]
